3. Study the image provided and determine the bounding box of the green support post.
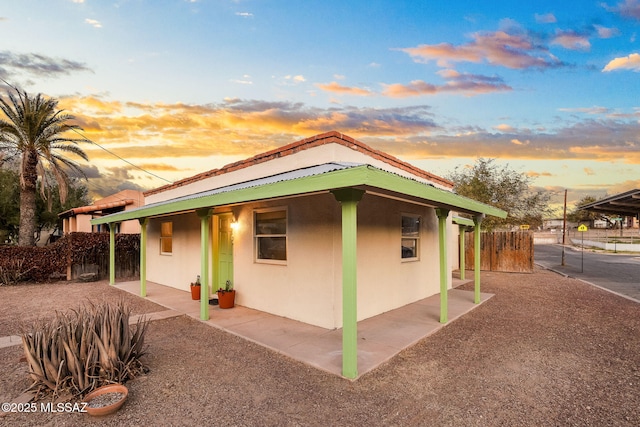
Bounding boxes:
[435,209,449,324]
[109,223,116,285]
[197,209,212,321]
[459,226,466,281]
[139,218,148,297]
[473,215,484,304]
[332,188,364,379]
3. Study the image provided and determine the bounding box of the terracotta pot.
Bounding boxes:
[190,285,201,300]
[217,290,235,309]
[82,383,128,416]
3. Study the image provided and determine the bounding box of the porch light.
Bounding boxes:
[230,220,240,231]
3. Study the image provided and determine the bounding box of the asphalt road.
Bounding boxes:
[534,244,640,301]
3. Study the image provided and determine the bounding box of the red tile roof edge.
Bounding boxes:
[144,131,453,197]
[58,200,134,218]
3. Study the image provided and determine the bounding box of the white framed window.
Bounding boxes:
[254,208,287,263]
[401,215,420,260]
[160,221,173,255]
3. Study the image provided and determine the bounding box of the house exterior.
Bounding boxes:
[59,189,145,234]
[92,131,505,378]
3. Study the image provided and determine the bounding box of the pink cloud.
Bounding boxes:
[552,30,591,51]
[400,31,563,70]
[315,81,373,96]
[382,70,511,98]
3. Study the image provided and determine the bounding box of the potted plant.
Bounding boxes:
[190,275,201,300]
[217,280,235,309]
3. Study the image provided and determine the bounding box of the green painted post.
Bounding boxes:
[332,188,364,379]
[459,226,466,281]
[109,223,116,285]
[139,218,148,297]
[435,209,449,324]
[473,215,484,304]
[197,209,212,321]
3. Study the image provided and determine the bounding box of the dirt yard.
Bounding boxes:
[1,267,639,426]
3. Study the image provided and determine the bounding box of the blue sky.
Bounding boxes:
[2,0,640,212]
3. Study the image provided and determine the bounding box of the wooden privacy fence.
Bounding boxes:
[464,231,534,273]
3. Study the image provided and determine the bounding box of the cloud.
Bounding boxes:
[603,53,640,71]
[594,25,620,38]
[61,96,440,163]
[284,75,306,84]
[382,70,511,98]
[605,0,640,20]
[236,12,253,18]
[57,94,640,195]
[85,18,102,28]
[399,30,564,70]
[534,13,556,24]
[0,51,92,82]
[315,81,373,96]
[526,171,553,178]
[230,74,253,84]
[558,106,611,115]
[495,124,516,132]
[552,30,591,51]
[584,167,596,175]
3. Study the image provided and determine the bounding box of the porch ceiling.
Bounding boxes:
[92,163,506,225]
[578,189,640,217]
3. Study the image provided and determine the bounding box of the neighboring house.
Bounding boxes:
[92,131,505,378]
[59,189,145,234]
[542,218,578,230]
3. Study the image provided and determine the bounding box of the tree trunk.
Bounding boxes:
[18,150,39,246]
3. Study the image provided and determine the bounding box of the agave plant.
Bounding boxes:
[21,300,148,399]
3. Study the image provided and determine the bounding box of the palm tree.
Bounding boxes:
[0,87,89,246]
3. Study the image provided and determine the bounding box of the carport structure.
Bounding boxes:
[579,189,640,218]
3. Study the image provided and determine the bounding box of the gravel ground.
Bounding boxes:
[1,267,639,426]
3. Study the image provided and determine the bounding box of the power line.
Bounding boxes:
[0,78,173,185]
[70,128,173,184]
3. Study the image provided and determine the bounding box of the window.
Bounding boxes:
[255,209,287,262]
[401,215,420,259]
[160,221,173,255]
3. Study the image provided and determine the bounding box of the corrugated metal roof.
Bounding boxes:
[125,162,362,215]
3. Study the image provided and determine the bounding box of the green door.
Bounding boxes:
[215,214,234,290]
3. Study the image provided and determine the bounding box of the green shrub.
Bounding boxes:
[21,300,148,399]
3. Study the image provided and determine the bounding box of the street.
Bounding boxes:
[534,244,640,301]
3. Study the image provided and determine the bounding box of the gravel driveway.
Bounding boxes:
[1,267,639,426]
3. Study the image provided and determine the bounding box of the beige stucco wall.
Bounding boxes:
[231,194,341,329]
[146,212,203,291]
[144,192,459,329]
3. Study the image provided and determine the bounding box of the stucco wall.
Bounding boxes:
[354,195,444,324]
[232,194,341,329]
[233,193,451,329]
[146,212,202,291]
[144,193,458,329]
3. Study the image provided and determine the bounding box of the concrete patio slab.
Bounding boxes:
[113,278,493,379]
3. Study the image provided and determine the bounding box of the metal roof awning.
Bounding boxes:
[578,189,640,217]
[91,163,507,225]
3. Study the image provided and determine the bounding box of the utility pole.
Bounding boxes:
[561,189,567,266]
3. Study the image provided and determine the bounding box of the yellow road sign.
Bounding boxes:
[578,224,588,232]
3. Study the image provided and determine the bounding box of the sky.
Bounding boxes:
[1,0,640,214]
